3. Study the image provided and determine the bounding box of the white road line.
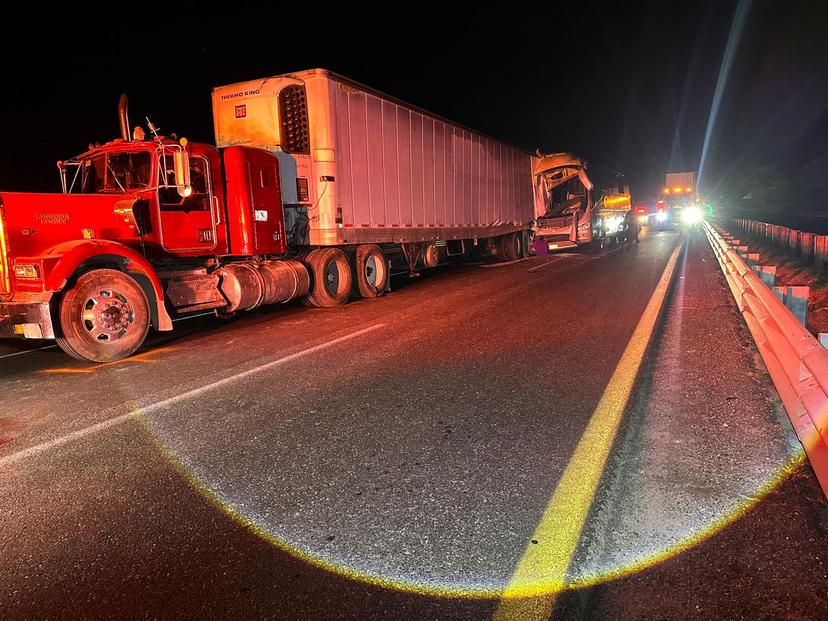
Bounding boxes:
[527,256,571,273]
[0,345,57,360]
[478,258,529,269]
[0,324,385,467]
[530,243,632,274]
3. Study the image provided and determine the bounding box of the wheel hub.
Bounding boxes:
[81,290,134,342]
[324,263,340,294]
[365,256,377,286]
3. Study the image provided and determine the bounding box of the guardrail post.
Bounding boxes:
[744,253,760,267]
[816,235,828,270]
[734,245,750,255]
[751,265,776,287]
[789,229,801,255]
[801,232,815,261]
[773,285,809,326]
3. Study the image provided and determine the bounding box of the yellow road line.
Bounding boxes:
[493,237,683,621]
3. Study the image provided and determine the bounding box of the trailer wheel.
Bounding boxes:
[512,232,524,259]
[303,248,352,307]
[501,233,521,262]
[521,231,533,257]
[350,244,388,299]
[56,269,150,363]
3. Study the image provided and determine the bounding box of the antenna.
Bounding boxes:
[146,116,161,141]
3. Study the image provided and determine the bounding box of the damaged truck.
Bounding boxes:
[531,153,633,254]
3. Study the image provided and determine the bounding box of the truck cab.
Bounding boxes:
[532,153,595,254]
[58,139,228,256]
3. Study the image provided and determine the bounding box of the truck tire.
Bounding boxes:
[521,230,533,257]
[502,233,521,262]
[56,269,150,363]
[494,235,508,261]
[350,244,388,299]
[303,248,352,307]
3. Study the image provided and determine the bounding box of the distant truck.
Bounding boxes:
[0,69,539,362]
[656,170,699,227]
[663,171,697,209]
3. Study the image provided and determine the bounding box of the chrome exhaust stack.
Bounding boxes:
[118,94,131,141]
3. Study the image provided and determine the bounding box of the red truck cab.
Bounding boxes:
[0,128,295,362]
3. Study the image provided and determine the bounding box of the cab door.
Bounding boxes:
[157,154,219,254]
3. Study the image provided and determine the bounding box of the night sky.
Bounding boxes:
[1,1,825,211]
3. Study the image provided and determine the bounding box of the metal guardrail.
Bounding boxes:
[732,218,828,269]
[703,220,828,497]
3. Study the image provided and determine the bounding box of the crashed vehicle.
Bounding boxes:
[531,154,633,254]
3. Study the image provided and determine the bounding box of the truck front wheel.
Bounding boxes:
[56,269,150,363]
[303,248,352,307]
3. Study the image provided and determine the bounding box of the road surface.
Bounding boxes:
[1,228,826,620]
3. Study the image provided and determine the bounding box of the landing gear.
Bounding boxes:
[303,248,352,307]
[56,269,150,363]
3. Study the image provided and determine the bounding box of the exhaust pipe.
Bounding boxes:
[118,94,131,141]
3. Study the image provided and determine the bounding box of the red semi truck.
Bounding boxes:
[0,69,537,362]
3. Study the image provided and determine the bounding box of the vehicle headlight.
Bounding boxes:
[656,211,668,223]
[681,206,702,224]
[13,263,41,280]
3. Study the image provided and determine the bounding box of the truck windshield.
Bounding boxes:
[75,151,152,193]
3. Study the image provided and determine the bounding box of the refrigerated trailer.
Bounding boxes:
[0,69,545,362]
[212,69,535,254]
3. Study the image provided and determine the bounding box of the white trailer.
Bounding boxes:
[212,69,535,267]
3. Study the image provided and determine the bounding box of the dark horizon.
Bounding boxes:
[1,1,825,208]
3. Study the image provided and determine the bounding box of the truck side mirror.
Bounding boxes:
[173,150,192,197]
[57,161,67,194]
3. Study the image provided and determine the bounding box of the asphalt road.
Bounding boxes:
[0,228,826,620]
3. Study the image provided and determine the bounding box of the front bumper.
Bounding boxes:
[0,301,55,339]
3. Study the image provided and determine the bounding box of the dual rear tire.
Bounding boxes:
[302,244,390,307]
[350,244,388,299]
[302,248,353,307]
[496,232,523,262]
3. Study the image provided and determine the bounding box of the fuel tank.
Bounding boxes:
[217,259,309,313]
